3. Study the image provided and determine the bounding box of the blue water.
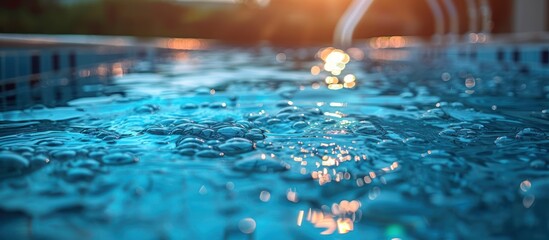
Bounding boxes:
[1,46,548,239]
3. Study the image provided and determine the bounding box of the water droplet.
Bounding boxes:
[196,150,224,158]
[441,72,451,81]
[102,153,138,165]
[515,128,546,141]
[218,139,255,155]
[259,191,271,202]
[176,137,206,146]
[523,195,535,208]
[399,92,414,98]
[146,127,169,135]
[88,151,106,160]
[65,168,95,182]
[178,149,197,156]
[276,100,293,107]
[494,136,513,146]
[199,129,216,139]
[217,127,246,139]
[0,151,30,176]
[11,146,34,153]
[368,187,381,200]
[465,77,476,88]
[171,124,201,135]
[37,140,64,146]
[209,102,227,109]
[267,118,282,125]
[450,102,464,108]
[30,155,50,168]
[245,132,266,140]
[71,159,101,169]
[520,180,531,192]
[177,142,203,150]
[287,113,307,121]
[51,150,77,161]
[292,121,308,129]
[181,103,199,110]
[134,104,160,113]
[403,137,427,146]
[238,218,256,234]
[541,109,549,118]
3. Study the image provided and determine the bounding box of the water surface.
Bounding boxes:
[1,45,548,239]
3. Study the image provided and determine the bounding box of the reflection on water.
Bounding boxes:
[316,47,360,90]
[298,200,361,235]
[0,42,548,239]
[162,38,208,50]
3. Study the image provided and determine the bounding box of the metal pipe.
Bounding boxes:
[465,0,479,33]
[426,0,445,43]
[479,0,492,35]
[333,0,375,48]
[442,0,459,42]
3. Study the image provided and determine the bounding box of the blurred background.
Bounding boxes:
[1,0,546,46]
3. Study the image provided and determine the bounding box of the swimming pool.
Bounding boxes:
[1,35,548,239]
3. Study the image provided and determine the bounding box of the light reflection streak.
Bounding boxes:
[297,210,304,226]
[299,200,361,235]
[310,158,399,186]
[324,112,345,118]
[329,102,345,107]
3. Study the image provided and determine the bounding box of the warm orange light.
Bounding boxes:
[164,38,206,50]
[328,84,343,90]
[337,218,354,234]
[343,82,355,88]
[318,47,335,61]
[325,76,339,84]
[369,36,411,49]
[97,64,108,77]
[311,66,321,75]
[300,200,360,235]
[287,189,298,202]
[343,74,355,83]
[112,62,124,77]
[368,49,410,61]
